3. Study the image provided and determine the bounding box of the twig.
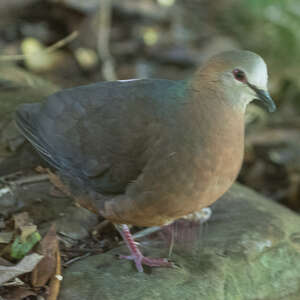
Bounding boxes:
[0,171,23,183]
[97,0,117,80]
[0,31,78,62]
[11,174,49,185]
[63,252,91,266]
[62,248,103,254]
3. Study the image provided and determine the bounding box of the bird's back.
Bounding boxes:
[15,79,188,195]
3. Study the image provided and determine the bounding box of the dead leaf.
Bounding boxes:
[31,224,58,287]
[0,253,43,285]
[13,212,32,229]
[20,225,37,242]
[47,244,62,300]
[13,212,37,241]
[3,286,36,300]
[2,277,24,287]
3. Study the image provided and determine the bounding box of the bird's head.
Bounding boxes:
[197,50,276,113]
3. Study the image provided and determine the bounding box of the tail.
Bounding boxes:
[14,104,61,170]
[15,104,46,155]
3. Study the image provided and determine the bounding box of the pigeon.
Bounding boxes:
[15,50,276,272]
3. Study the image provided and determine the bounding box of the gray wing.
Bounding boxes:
[15,79,186,195]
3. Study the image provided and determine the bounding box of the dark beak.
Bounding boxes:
[247,83,276,112]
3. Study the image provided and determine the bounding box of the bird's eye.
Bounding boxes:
[232,69,246,82]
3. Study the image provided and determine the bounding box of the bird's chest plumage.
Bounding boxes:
[153,111,244,221]
[191,120,244,205]
[105,102,245,227]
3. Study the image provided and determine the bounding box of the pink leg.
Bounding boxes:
[115,224,173,272]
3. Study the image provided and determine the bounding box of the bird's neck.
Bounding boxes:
[183,78,246,146]
[188,75,249,113]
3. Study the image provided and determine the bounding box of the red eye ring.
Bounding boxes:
[233,69,246,82]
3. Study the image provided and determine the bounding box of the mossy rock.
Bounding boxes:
[59,183,300,300]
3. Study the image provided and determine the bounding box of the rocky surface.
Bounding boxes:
[59,183,300,300]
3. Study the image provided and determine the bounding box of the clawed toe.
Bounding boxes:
[115,224,174,272]
[119,253,173,272]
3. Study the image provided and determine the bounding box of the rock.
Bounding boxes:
[0,181,72,220]
[54,206,98,241]
[60,183,300,300]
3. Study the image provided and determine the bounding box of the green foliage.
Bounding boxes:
[11,232,41,260]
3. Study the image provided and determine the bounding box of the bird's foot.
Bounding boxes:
[115,223,174,272]
[119,253,173,272]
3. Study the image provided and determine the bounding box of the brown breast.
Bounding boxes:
[100,95,245,227]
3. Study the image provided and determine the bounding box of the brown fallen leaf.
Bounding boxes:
[3,286,36,300]
[2,277,24,287]
[31,224,58,287]
[13,212,37,242]
[13,212,32,230]
[0,253,43,285]
[47,243,62,300]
